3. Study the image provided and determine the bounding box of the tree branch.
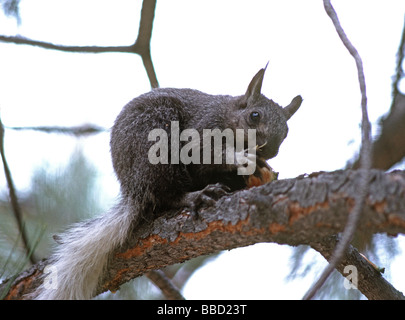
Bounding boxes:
[0,0,159,88]
[303,0,372,300]
[2,169,405,300]
[134,0,159,88]
[0,114,36,264]
[311,236,405,300]
[0,35,134,53]
[146,270,185,300]
[8,124,106,136]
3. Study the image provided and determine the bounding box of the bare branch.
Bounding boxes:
[303,0,372,300]
[0,0,159,88]
[0,114,36,264]
[135,0,159,88]
[0,35,135,53]
[8,124,106,136]
[2,170,405,300]
[145,270,185,300]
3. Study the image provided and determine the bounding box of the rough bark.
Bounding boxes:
[2,169,405,300]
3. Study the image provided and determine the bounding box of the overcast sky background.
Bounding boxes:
[0,0,405,299]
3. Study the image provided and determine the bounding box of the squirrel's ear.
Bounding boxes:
[244,63,268,102]
[283,95,303,120]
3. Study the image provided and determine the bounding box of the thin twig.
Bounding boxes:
[0,0,159,89]
[146,270,185,300]
[0,35,135,53]
[0,115,36,265]
[135,0,159,88]
[303,0,372,300]
[8,124,106,136]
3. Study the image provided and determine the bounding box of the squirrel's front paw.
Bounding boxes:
[183,183,231,218]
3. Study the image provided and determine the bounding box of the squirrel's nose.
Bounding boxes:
[257,142,280,160]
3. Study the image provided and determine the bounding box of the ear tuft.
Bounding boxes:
[244,63,269,103]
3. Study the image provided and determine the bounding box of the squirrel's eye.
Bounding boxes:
[250,111,261,124]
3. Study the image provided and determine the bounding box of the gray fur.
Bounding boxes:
[32,67,302,299]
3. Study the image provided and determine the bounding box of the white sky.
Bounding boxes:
[0,0,405,299]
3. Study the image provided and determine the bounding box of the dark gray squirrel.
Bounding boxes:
[32,65,302,299]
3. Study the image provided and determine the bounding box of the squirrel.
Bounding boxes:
[32,65,302,299]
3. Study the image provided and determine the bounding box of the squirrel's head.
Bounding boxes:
[234,65,303,159]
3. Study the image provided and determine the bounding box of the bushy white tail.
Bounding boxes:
[33,201,133,300]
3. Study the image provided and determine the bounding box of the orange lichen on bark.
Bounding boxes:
[107,216,269,292]
[268,223,286,234]
[4,268,42,300]
[372,200,387,214]
[102,267,131,292]
[116,234,168,260]
[116,214,269,261]
[172,218,260,245]
[288,201,330,225]
[387,214,405,229]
